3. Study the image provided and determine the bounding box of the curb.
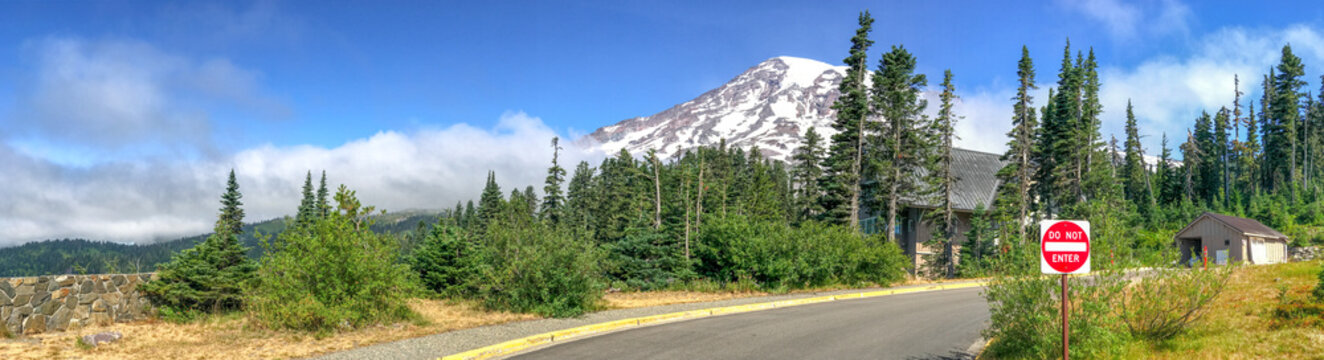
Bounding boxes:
[439,280,989,360]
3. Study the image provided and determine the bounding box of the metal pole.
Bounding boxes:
[1062,273,1069,360]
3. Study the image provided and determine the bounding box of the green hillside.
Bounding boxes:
[0,211,439,277]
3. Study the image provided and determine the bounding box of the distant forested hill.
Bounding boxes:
[0,211,440,277]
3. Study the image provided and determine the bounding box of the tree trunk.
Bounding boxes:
[652,156,662,230]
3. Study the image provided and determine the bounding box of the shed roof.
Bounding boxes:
[1175,212,1289,240]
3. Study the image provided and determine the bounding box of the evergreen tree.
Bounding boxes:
[820,11,874,228]
[541,137,567,224]
[928,69,959,278]
[1214,107,1231,207]
[1121,100,1151,211]
[523,185,539,220]
[791,127,826,222]
[867,45,931,246]
[1156,134,1179,205]
[217,169,244,238]
[463,200,476,228]
[316,171,330,217]
[295,171,318,229]
[1244,102,1262,195]
[994,45,1038,244]
[1270,45,1306,198]
[477,171,504,230]
[1193,111,1216,204]
[140,170,256,316]
[565,161,596,232]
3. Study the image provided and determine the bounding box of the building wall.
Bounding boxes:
[1176,217,1247,263]
[1,274,155,335]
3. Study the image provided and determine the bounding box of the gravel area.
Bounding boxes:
[307,280,986,360]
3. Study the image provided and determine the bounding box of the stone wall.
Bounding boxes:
[1,274,155,335]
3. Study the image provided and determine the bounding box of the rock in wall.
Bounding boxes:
[0,274,155,335]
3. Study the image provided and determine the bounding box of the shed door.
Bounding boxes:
[1250,239,1267,264]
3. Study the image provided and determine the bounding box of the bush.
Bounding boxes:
[605,228,692,291]
[473,221,604,317]
[983,270,1130,359]
[1314,264,1324,302]
[410,223,483,297]
[695,215,906,290]
[1121,267,1231,340]
[249,186,419,332]
[139,233,256,320]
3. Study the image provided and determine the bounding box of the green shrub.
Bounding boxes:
[983,270,1130,359]
[410,223,483,297]
[473,221,604,317]
[695,215,906,290]
[605,228,691,290]
[1314,263,1324,303]
[249,186,419,332]
[1121,267,1231,340]
[140,171,256,319]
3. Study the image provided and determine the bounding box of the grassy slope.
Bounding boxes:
[1128,261,1324,359]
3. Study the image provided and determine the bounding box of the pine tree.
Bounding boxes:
[541,137,567,224]
[1193,111,1216,204]
[820,11,874,229]
[1121,100,1151,211]
[868,45,931,246]
[1214,107,1231,207]
[1079,48,1109,202]
[477,171,504,230]
[1271,45,1306,198]
[523,185,538,220]
[217,169,244,238]
[994,45,1038,244]
[295,171,317,228]
[1156,134,1178,205]
[565,161,596,232]
[316,171,330,218]
[928,69,959,278]
[791,127,826,222]
[141,170,256,315]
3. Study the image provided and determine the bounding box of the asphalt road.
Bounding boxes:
[509,287,989,360]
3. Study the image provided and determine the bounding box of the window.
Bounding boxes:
[1225,239,1230,246]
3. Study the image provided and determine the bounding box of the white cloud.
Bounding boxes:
[1060,0,1142,39]
[1098,25,1324,157]
[6,37,287,151]
[0,112,603,246]
[1058,0,1193,40]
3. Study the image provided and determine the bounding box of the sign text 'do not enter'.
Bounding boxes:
[1040,220,1090,274]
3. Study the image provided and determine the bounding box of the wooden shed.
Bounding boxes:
[1173,212,1289,266]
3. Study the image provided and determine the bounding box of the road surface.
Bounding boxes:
[510,287,989,360]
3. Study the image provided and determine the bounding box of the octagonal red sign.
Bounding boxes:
[1040,220,1090,274]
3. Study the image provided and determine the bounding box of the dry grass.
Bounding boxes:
[0,299,536,360]
[0,279,963,359]
[602,290,768,309]
[1129,261,1324,359]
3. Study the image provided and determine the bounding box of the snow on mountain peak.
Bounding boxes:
[587,56,848,162]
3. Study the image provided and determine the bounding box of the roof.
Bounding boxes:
[1175,212,1289,240]
[901,148,1007,211]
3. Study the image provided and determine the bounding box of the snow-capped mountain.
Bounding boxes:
[587,56,849,161]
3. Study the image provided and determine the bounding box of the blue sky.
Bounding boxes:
[3,0,1324,244]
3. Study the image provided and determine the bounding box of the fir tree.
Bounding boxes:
[565,161,596,232]
[1121,100,1151,211]
[140,170,256,315]
[928,69,959,278]
[868,45,931,246]
[791,127,826,222]
[295,171,318,229]
[477,171,504,229]
[316,171,330,217]
[541,137,567,223]
[1271,45,1306,198]
[820,11,874,228]
[994,45,1038,244]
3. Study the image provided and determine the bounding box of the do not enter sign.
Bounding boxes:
[1040,220,1091,274]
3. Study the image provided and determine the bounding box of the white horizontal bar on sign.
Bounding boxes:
[1043,242,1087,252]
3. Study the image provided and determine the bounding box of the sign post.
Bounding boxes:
[1040,220,1090,360]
